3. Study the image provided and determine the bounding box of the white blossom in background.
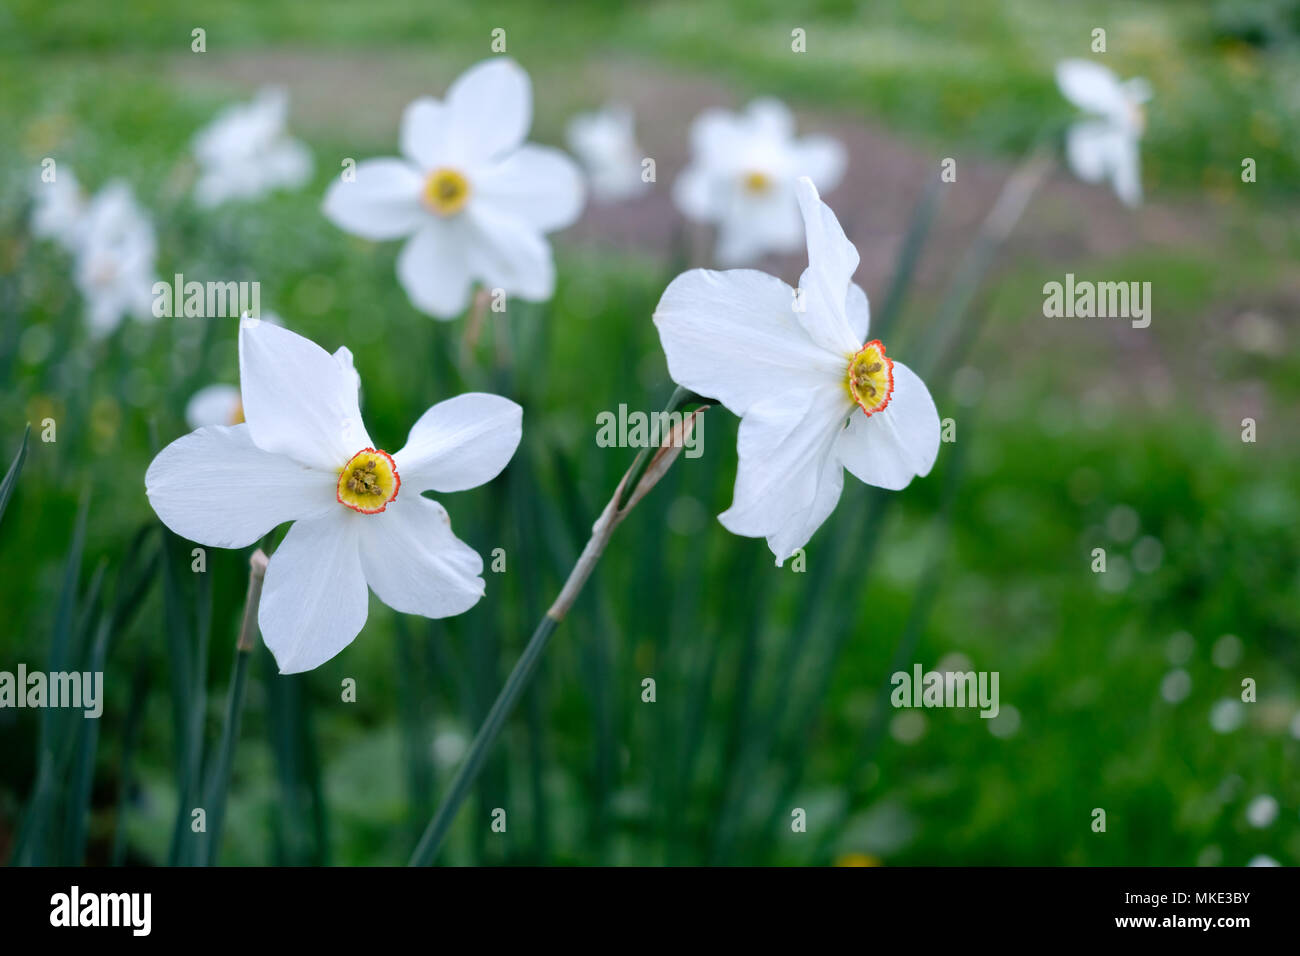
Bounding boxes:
[74,181,158,338]
[566,104,650,203]
[147,321,522,673]
[1055,59,1150,207]
[192,87,313,208]
[654,177,940,565]
[30,165,86,250]
[673,98,845,265]
[323,58,585,319]
[185,384,244,430]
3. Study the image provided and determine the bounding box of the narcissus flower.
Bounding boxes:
[566,105,649,203]
[323,58,585,319]
[653,177,940,565]
[673,98,845,265]
[192,87,313,208]
[74,181,158,338]
[1055,59,1150,207]
[146,320,522,673]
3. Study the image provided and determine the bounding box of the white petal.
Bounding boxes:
[239,321,370,470]
[653,267,845,416]
[259,511,369,673]
[746,98,795,141]
[791,134,847,191]
[446,59,532,164]
[185,384,242,429]
[765,450,844,565]
[672,164,722,222]
[463,203,555,301]
[86,296,126,338]
[265,138,313,184]
[322,158,425,240]
[475,144,585,233]
[794,177,862,354]
[30,167,84,248]
[146,424,335,548]
[394,392,522,494]
[715,185,804,265]
[1065,122,1142,206]
[400,97,453,170]
[1055,59,1130,126]
[333,345,363,396]
[719,386,849,544]
[1110,136,1143,207]
[1064,120,1115,184]
[358,496,485,618]
[396,223,475,319]
[846,282,870,342]
[398,209,554,313]
[690,108,746,161]
[836,361,940,490]
[565,106,647,202]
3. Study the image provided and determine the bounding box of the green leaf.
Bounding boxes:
[0,423,30,529]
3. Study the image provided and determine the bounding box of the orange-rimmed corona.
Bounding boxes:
[846,339,894,416]
[337,448,401,514]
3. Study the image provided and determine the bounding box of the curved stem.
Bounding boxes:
[409,396,710,866]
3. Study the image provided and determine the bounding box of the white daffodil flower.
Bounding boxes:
[673,98,845,265]
[192,87,313,208]
[566,105,649,203]
[1055,59,1150,207]
[653,177,940,565]
[30,165,86,251]
[74,181,158,338]
[146,320,522,673]
[323,58,585,319]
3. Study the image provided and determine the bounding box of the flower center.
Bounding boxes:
[229,400,245,426]
[846,340,894,416]
[741,170,772,195]
[423,168,471,217]
[337,448,401,514]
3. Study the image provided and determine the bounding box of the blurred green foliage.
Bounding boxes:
[1,0,1298,866]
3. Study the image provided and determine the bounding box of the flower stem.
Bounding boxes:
[409,392,712,866]
[201,547,267,865]
[409,613,558,865]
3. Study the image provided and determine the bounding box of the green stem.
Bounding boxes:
[201,548,267,866]
[616,386,711,510]
[409,614,558,865]
[410,392,712,866]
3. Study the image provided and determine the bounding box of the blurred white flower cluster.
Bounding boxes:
[30,168,158,338]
